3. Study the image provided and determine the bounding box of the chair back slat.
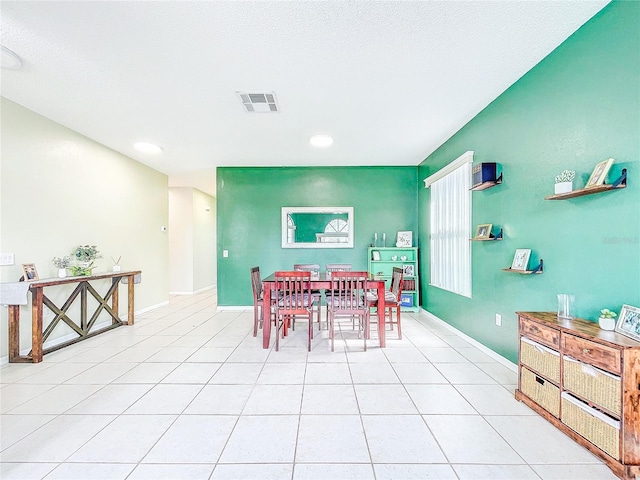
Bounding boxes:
[327,271,368,314]
[250,266,262,301]
[275,271,314,316]
[390,267,404,298]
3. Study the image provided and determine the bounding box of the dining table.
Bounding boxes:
[261,272,388,349]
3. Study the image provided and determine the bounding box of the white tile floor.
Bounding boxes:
[0,291,618,480]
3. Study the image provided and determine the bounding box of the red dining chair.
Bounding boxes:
[367,266,403,340]
[293,263,322,329]
[274,271,317,352]
[326,271,370,351]
[324,263,352,326]
[250,266,275,337]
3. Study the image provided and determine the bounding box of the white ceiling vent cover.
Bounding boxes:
[237,92,279,113]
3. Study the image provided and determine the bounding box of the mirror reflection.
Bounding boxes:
[282,207,354,249]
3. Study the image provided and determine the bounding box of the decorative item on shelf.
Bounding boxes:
[585,158,614,188]
[376,271,384,279]
[554,169,575,195]
[71,244,101,276]
[396,231,412,247]
[511,248,531,271]
[371,250,381,261]
[598,308,617,331]
[402,264,414,276]
[382,233,386,247]
[112,256,122,272]
[557,294,575,320]
[474,223,492,240]
[400,294,413,307]
[471,162,502,190]
[391,255,398,261]
[21,263,39,281]
[52,255,71,278]
[373,232,378,247]
[400,255,407,261]
[614,304,640,341]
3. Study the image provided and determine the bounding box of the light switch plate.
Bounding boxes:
[0,253,15,266]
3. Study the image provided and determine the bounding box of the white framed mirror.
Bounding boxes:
[281,206,354,249]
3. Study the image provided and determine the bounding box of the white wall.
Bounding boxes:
[0,98,170,358]
[168,187,216,294]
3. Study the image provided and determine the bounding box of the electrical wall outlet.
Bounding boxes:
[223,250,229,258]
[0,253,15,265]
[495,313,502,326]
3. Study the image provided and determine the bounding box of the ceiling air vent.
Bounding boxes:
[237,92,279,113]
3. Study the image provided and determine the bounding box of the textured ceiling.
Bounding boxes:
[1,1,609,196]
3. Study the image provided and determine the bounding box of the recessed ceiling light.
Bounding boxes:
[1,46,22,70]
[134,142,163,154]
[309,134,334,148]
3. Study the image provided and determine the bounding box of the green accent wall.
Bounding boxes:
[417,1,639,363]
[217,167,417,306]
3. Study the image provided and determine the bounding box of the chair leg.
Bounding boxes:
[396,305,402,340]
[253,306,259,337]
[275,315,280,351]
[329,311,335,352]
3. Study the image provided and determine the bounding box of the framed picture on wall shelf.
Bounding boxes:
[585,158,614,188]
[474,223,492,240]
[510,249,531,271]
[615,304,640,342]
[402,264,415,276]
[21,263,39,281]
[396,231,412,247]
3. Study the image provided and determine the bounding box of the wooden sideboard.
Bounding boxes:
[3,271,141,363]
[515,312,640,480]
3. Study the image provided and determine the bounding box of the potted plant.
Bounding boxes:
[598,308,617,331]
[555,169,576,194]
[52,255,72,278]
[71,245,101,276]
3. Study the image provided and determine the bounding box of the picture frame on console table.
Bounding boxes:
[615,304,640,342]
[21,263,39,281]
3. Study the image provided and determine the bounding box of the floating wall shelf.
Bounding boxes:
[545,169,627,200]
[471,172,503,191]
[502,259,544,275]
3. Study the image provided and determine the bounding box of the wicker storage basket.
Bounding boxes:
[521,337,560,382]
[521,366,560,417]
[561,392,620,459]
[563,356,621,415]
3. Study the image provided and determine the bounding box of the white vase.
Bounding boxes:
[58,268,67,278]
[112,265,121,272]
[598,316,616,331]
[554,181,573,194]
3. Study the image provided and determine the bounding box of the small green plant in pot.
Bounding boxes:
[71,245,102,276]
[598,308,617,331]
[554,169,576,194]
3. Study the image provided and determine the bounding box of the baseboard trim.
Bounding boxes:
[169,284,216,296]
[419,307,517,372]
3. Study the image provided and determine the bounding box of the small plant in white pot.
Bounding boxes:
[554,169,576,194]
[598,308,617,331]
[52,255,72,278]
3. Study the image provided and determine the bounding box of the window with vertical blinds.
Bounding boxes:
[424,151,472,298]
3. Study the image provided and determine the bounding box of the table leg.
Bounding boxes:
[127,275,135,325]
[377,282,386,348]
[31,288,44,363]
[8,305,20,362]
[112,278,119,324]
[263,285,271,349]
